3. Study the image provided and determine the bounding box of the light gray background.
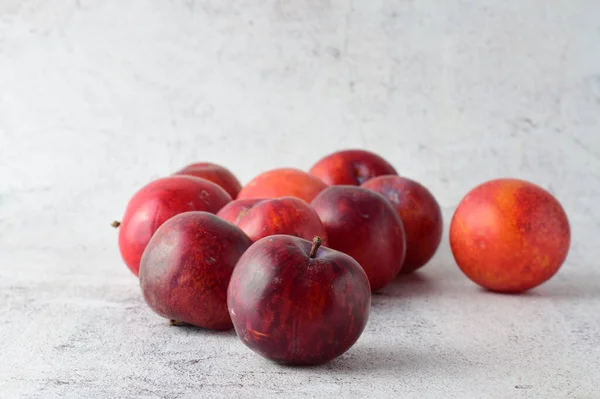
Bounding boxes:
[1,1,599,398]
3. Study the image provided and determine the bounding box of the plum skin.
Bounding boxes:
[311,185,406,292]
[237,168,328,204]
[227,235,371,365]
[309,149,397,186]
[450,178,570,293]
[362,175,443,273]
[228,196,329,245]
[174,162,242,199]
[139,211,252,330]
[118,175,232,276]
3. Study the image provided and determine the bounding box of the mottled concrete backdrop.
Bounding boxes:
[1,1,599,397]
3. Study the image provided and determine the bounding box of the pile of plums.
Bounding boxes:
[114,149,571,365]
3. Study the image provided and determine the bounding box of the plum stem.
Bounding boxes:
[169,319,185,326]
[309,236,322,258]
[111,221,121,228]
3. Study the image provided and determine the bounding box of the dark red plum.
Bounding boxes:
[311,185,406,291]
[174,162,242,199]
[139,211,252,330]
[309,149,397,185]
[362,175,443,273]
[227,235,370,365]
[219,196,328,244]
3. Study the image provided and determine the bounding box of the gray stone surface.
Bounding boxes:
[1,1,599,397]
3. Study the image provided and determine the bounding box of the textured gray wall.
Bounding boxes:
[1,1,599,397]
